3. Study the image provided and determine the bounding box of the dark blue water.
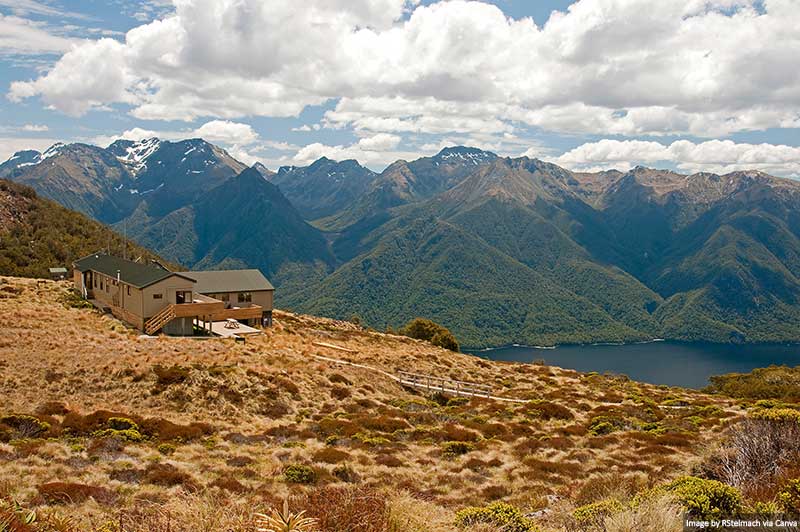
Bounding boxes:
[471,341,800,389]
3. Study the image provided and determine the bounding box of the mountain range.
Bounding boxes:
[3,139,800,348]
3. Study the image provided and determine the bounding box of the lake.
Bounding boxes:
[471,341,800,389]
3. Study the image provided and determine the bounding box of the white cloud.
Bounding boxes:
[192,120,258,145]
[90,120,276,166]
[548,139,800,178]
[9,38,132,116]
[0,0,90,19]
[292,134,420,169]
[357,133,401,151]
[7,0,799,138]
[0,14,81,56]
[21,123,48,132]
[0,136,59,163]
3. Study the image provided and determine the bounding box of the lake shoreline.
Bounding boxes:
[469,340,800,389]
[465,338,800,354]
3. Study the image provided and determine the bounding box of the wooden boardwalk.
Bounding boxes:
[397,370,493,398]
[312,354,528,403]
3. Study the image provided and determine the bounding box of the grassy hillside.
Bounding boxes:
[0,179,169,278]
[2,275,774,531]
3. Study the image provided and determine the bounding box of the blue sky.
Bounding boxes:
[1,0,799,176]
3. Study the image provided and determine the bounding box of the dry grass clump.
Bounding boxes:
[36,483,115,505]
[143,463,197,490]
[312,447,351,464]
[295,486,388,532]
[603,494,683,532]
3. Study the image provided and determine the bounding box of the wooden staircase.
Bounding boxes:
[145,304,176,335]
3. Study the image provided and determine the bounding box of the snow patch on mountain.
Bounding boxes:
[116,138,161,175]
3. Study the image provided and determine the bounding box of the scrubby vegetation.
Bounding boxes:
[0,179,170,278]
[400,317,460,352]
[1,276,797,531]
[456,501,539,531]
[651,476,743,520]
[707,365,800,401]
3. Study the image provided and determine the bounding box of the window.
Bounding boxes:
[153,293,163,300]
[176,291,192,304]
[238,292,252,303]
[219,293,230,302]
[100,278,104,290]
[93,277,97,288]
[127,286,131,296]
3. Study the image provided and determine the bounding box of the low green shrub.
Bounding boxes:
[157,443,176,455]
[442,441,474,457]
[1,414,50,439]
[661,398,690,407]
[778,479,800,513]
[92,428,144,442]
[353,433,392,447]
[707,366,800,400]
[399,318,460,352]
[430,330,459,352]
[750,408,800,423]
[284,464,316,484]
[107,417,139,431]
[589,421,616,436]
[640,422,665,434]
[573,498,624,528]
[751,501,781,515]
[455,502,539,532]
[641,476,742,520]
[447,397,471,408]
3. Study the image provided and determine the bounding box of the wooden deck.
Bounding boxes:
[172,300,224,318]
[213,305,263,321]
[203,320,262,338]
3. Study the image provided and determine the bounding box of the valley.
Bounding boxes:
[3,141,800,348]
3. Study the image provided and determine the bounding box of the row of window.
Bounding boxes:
[92,276,250,305]
[93,274,118,292]
[93,274,132,296]
[209,292,252,303]
[151,292,250,302]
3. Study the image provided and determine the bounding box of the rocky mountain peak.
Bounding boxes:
[434,146,498,164]
[109,138,161,175]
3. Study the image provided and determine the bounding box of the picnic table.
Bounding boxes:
[224,318,240,329]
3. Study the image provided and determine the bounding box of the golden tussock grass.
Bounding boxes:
[0,276,743,531]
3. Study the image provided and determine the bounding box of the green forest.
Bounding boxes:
[0,180,168,279]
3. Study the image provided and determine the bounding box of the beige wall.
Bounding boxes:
[83,270,146,327]
[141,276,194,319]
[79,270,195,325]
[252,290,273,310]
